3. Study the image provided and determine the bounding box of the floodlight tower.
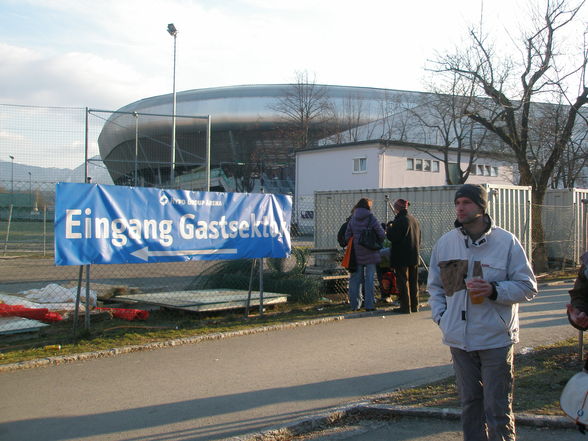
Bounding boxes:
[9,155,14,205]
[167,23,178,185]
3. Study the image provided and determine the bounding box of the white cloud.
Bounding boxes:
[0,0,586,108]
[0,42,162,108]
[0,0,586,170]
[0,129,26,143]
[0,0,483,109]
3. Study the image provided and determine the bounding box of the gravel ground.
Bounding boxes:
[230,404,581,441]
[289,416,582,441]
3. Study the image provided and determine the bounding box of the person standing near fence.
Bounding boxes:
[567,251,588,330]
[386,198,421,313]
[344,198,385,311]
[427,184,537,441]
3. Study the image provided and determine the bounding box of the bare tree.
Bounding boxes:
[432,0,588,270]
[270,71,333,151]
[409,74,498,184]
[551,124,588,187]
[325,93,375,144]
[375,90,415,142]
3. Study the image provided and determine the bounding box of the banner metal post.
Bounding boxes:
[245,259,256,316]
[73,266,83,337]
[259,258,264,316]
[85,265,91,329]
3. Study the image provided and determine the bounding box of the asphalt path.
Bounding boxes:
[0,282,578,441]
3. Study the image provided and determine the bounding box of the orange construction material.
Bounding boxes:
[95,307,149,321]
[0,303,63,322]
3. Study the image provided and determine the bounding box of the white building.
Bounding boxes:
[294,140,514,232]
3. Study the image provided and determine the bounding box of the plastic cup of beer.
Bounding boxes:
[466,277,484,304]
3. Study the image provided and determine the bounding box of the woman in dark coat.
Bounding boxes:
[344,198,385,310]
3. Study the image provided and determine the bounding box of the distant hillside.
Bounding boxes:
[0,156,113,186]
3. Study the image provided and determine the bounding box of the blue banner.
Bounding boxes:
[54,183,292,266]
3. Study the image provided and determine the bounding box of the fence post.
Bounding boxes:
[134,112,139,186]
[73,266,84,337]
[245,259,256,316]
[72,264,93,333]
[259,257,264,316]
[43,205,47,257]
[582,200,588,260]
[3,204,13,256]
[85,265,91,329]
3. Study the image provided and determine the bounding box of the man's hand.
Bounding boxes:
[567,304,588,329]
[465,277,492,302]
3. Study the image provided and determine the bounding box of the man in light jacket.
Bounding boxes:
[427,184,537,441]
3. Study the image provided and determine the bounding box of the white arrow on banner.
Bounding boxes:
[131,247,238,262]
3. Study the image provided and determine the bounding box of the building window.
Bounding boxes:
[353,157,367,173]
[471,163,499,177]
[448,163,460,184]
[407,157,440,173]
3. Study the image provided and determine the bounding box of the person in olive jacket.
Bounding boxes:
[386,198,421,313]
[568,252,588,330]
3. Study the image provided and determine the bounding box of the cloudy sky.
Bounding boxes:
[3,0,581,110]
[0,0,585,170]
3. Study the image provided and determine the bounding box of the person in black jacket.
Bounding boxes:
[386,198,421,313]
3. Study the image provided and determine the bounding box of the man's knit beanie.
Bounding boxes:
[393,198,410,212]
[454,184,488,211]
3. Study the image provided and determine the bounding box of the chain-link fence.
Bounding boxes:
[0,105,318,338]
[1,181,53,256]
[0,103,585,340]
[541,203,577,270]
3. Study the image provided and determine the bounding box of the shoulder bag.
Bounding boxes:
[359,227,383,250]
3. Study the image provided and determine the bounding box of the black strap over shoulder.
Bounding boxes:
[337,221,349,248]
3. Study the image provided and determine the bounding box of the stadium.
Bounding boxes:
[97,84,426,193]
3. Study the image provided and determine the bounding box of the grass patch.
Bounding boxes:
[0,246,342,364]
[536,269,578,283]
[0,219,54,241]
[0,301,351,365]
[0,270,581,419]
[375,338,582,416]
